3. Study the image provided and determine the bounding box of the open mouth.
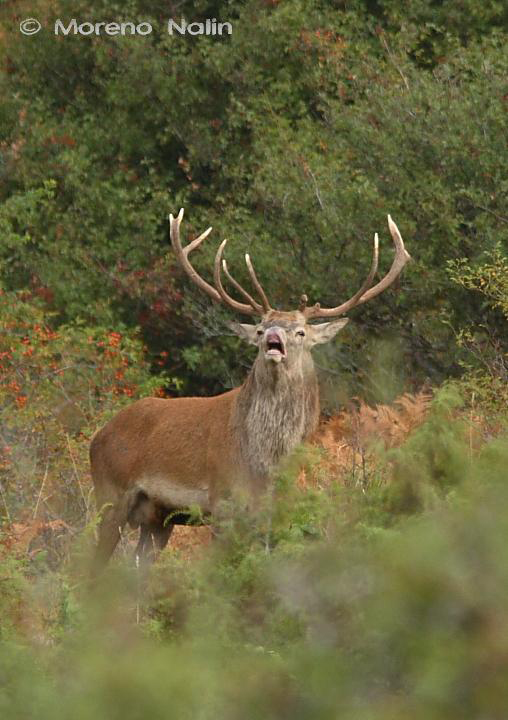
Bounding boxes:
[265,330,286,363]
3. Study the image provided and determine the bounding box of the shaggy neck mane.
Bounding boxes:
[233,354,320,481]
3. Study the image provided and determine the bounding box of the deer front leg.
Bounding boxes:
[91,497,130,578]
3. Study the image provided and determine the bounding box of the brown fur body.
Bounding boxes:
[90,311,326,573]
[90,209,409,574]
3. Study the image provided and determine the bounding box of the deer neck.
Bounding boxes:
[233,354,320,480]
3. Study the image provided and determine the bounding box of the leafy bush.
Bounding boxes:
[1,0,507,396]
[447,247,508,422]
[1,389,508,717]
[0,287,165,539]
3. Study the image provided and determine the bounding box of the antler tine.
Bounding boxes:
[169,208,275,317]
[245,254,272,313]
[298,294,308,312]
[355,215,411,305]
[169,208,221,303]
[170,209,260,316]
[223,258,263,312]
[305,233,379,319]
[213,240,260,315]
[305,215,410,320]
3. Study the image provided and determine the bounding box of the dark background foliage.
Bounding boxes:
[2,0,507,399]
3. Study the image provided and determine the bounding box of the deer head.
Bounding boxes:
[169,209,410,372]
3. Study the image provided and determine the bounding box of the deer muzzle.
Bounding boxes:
[264,328,286,363]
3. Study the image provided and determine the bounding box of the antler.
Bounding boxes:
[303,215,410,320]
[169,208,272,317]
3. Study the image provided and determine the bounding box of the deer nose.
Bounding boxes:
[264,326,287,359]
[264,326,287,344]
[265,327,282,342]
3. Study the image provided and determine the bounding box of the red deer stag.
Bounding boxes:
[90,209,410,573]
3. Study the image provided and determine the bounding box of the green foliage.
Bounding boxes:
[1,391,508,716]
[447,247,508,414]
[449,246,508,319]
[0,546,30,640]
[1,0,507,395]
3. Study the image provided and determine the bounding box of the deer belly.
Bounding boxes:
[133,474,210,515]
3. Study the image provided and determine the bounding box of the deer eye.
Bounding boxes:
[296,330,305,337]
[256,329,264,336]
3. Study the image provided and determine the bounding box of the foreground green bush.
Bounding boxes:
[2,389,508,718]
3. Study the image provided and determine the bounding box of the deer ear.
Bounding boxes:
[310,318,349,345]
[230,322,259,345]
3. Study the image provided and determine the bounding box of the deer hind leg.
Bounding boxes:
[134,526,154,571]
[129,489,175,570]
[134,522,174,572]
[153,522,174,552]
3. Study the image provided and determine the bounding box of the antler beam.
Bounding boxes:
[213,239,263,314]
[304,215,410,320]
[170,209,409,320]
[169,208,272,317]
